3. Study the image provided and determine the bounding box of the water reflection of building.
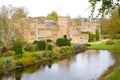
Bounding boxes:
[84,50,100,55]
[58,59,70,68]
[58,55,76,68]
[81,50,100,64]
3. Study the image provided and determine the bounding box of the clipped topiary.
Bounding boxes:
[12,43,22,57]
[95,29,100,41]
[89,33,95,42]
[56,38,71,47]
[33,40,39,44]
[46,39,52,42]
[12,40,23,57]
[47,45,53,51]
[56,38,63,47]
[37,40,46,50]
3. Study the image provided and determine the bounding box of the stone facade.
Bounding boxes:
[58,16,71,38]
[13,16,99,44]
[77,22,100,34]
[71,34,88,44]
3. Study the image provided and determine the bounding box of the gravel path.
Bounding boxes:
[89,39,110,44]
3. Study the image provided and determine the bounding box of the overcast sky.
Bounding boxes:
[0,0,100,18]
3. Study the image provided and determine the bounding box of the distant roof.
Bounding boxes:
[45,20,58,26]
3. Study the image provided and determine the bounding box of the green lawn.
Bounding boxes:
[0,44,1,46]
[89,39,120,50]
[71,43,80,47]
[0,56,14,62]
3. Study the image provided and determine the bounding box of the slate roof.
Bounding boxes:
[45,20,58,26]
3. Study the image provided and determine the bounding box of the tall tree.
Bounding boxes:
[100,17,109,35]
[95,29,100,41]
[12,7,28,20]
[0,5,28,47]
[46,11,58,22]
[105,9,120,38]
[89,0,120,17]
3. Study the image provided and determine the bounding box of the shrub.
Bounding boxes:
[47,45,53,51]
[31,53,42,60]
[53,47,60,52]
[56,38,62,47]
[95,29,100,41]
[15,60,24,67]
[59,47,68,53]
[56,38,71,47]
[4,60,12,66]
[89,33,95,42]
[21,57,34,65]
[33,40,39,44]
[11,39,26,57]
[52,50,59,57]
[0,40,2,47]
[12,42,23,57]
[7,50,15,55]
[24,43,39,52]
[22,52,42,60]
[59,48,66,53]
[42,51,52,58]
[2,50,15,57]
[84,44,91,46]
[65,46,72,51]
[37,40,46,50]
[0,47,8,53]
[46,39,52,42]
[0,61,5,71]
[73,44,87,51]
[106,40,115,45]
[0,40,2,44]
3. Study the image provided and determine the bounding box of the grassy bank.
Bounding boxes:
[89,39,120,50]
[98,49,120,80]
[88,39,120,80]
[105,66,120,80]
[0,44,2,48]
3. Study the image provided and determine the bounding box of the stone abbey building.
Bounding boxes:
[13,16,99,44]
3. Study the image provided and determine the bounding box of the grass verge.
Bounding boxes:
[105,66,120,80]
[89,39,120,50]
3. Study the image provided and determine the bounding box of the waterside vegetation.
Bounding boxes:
[0,38,87,75]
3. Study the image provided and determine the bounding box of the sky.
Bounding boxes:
[0,0,100,18]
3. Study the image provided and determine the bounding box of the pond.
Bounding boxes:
[0,50,117,80]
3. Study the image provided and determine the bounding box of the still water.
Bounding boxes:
[1,50,116,80]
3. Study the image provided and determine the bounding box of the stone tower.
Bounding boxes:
[58,16,71,39]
